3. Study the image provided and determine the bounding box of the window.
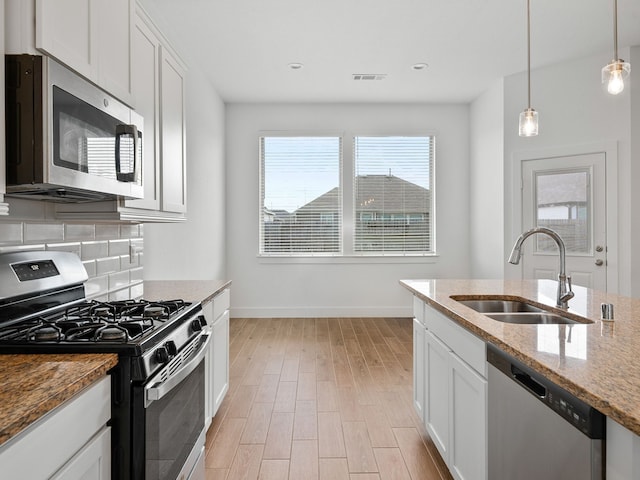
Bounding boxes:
[260,136,342,254]
[354,136,434,254]
[259,134,435,257]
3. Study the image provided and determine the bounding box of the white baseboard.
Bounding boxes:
[230,305,413,318]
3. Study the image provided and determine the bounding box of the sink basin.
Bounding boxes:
[485,313,583,325]
[450,296,594,325]
[455,299,544,314]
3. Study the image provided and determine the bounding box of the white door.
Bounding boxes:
[521,153,607,290]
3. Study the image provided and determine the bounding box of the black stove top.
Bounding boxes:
[0,299,192,345]
[0,251,201,360]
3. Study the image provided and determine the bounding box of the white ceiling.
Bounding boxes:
[141,0,640,104]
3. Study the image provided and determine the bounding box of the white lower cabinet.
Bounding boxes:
[606,417,640,479]
[204,288,230,428]
[50,427,111,480]
[415,298,487,480]
[212,309,230,415]
[413,316,425,420]
[450,351,487,480]
[0,376,111,480]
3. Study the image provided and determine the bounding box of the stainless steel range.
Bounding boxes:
[0,251,209,480]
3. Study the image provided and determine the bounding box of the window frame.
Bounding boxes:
[258,131,437,261]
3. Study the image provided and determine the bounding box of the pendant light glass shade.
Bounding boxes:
[519,0,538,137]
[603,0,631,95]
[519,108,539,137]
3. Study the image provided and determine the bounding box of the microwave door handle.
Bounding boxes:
[144,333,211,408]
[115,124,138,182]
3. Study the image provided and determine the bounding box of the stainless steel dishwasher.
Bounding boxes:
[487,344,605,480]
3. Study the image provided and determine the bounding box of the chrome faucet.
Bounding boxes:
[508,227,574,309]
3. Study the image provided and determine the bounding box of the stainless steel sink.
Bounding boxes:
[451,296,593,325]
[485,312,583,324]
[455,299,544,314]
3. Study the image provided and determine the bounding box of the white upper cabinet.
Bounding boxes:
[125,13,161,212]
[159,47,187,214]
[35,0,135,106]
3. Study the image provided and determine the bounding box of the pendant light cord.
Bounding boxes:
[527,0,531,109]
[613,0,618,60]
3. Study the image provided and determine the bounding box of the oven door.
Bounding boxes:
[143,333,210,480]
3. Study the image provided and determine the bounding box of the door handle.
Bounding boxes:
[595,245,604,252]
[595,259,604,266]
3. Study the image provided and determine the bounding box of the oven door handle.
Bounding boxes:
[145,333,211,407]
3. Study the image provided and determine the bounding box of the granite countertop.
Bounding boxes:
[0,354,118,446]
[401,278,640,436]
[143,280,231,304]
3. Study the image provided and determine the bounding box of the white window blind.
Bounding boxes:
[353,136,434,254]
[260,136,342,255]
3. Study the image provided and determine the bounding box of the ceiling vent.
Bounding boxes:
[352,74,387,81]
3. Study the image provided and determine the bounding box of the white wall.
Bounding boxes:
[469,79,504,278]
[226,103,471,318]
[502,47,636,296]
[144,65,227,281]
[630,47,640,297]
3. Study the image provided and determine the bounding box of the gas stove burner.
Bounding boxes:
[92,306,112,318]
[144,305,167,318]
[28,324,62,342]
[96,325,128,342]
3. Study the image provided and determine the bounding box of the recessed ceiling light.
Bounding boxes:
[412,63,429,71]
[288,63,304,70]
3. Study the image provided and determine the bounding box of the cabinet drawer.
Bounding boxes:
[425,305,486,377]
[213,288,230,320]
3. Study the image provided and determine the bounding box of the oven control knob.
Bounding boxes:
[191,319,203,332]
[198,316,207,327]
[155,346,170,364]
[165,340,178,356]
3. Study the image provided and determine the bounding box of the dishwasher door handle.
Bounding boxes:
[511,365,546,398]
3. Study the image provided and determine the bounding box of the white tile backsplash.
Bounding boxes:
[96,256,121,276]
[82,260,97,278]
[96,224,120,239]
[0,223,23,244]
[81,241,109,261]
[46,242,82,257]
[85,275,109,298]
[64,224,96,241]
[109,239,130,256]
[24,223,65,243]
[109,270,130,291]
[0,218,143,300]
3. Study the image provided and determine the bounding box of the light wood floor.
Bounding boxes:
[204,317,453,480]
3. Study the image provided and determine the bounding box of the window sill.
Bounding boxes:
[257,254,439,264]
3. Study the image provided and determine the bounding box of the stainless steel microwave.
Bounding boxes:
[5,54,143,202]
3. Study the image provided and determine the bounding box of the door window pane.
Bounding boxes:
[535,170,590,254]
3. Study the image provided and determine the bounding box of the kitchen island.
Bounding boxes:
[403,278,640,480]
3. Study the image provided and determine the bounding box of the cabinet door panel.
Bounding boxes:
[50,427,111,480]
[425,330,451,463]
[95,0,134,105]
[413,317,425,420]
[160,48,187,213]
[126,15,161,210]
[212,310,230,416]
[36,0,95,78]
[450,353,487,480]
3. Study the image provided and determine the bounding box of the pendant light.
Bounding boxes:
[602,0,630,95]
[519,0,538,137]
